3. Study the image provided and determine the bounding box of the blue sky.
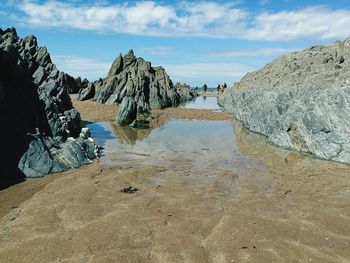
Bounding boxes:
[1,0,350,86]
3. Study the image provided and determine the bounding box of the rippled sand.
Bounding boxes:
[0,100,349,263]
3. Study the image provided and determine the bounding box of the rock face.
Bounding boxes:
[0,28,98,183]
[77,82,95,101]
[84,50,196,109]
[219,38,350,164]
[116,97,137,125]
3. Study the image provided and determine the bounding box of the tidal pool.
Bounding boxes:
[181,96,221,111]
[87,120,263,176]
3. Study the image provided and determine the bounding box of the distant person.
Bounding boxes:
[216,84,220,94]
[195,86,198,91]
[203,83,208,93]
[223,82,227,90]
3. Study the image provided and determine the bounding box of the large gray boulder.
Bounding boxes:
[219,38,350,164]
[0,27,98,183]
[90,50,196,109]
[116,96,137,125]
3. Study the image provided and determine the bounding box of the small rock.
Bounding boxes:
[79,127,91,139]
[284,190,292,195]
[121,186,138,194]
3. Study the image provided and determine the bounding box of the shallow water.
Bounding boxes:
[181,96,221,111]
[88,120,264,175]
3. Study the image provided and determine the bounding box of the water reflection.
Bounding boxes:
[88,120,263,174]
[86,122,115,147]
[233,120,350,179]
[112,125,152,145]
[181,96,221,111]
[111,116,166,145]
[89,118,350,184]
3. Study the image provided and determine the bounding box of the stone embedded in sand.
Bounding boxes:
[219,37,350,164]
[116,96,137,126]
[121,186,138,194]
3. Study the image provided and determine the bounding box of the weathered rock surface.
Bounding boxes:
[219,38,350,164]
[77,82,95,101]
[0,28,98,183]
[116,96,137,125]
[85,50,196,109]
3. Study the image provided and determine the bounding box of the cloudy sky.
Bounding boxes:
[1,0,350,86]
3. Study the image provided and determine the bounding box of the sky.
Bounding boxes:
[1,0,350,86]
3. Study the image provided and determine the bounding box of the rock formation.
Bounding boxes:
[219,38,350,164]
[116,96,137,125]
[77,82,95,101]
[0,28,98,184]
[77,50,197,109]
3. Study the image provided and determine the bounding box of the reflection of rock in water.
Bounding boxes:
[112,116,166,145]
[233,120,350,176]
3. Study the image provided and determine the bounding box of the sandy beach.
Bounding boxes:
[0,99,349,263]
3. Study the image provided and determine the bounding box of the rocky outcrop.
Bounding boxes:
[174,82,198,102]
[219,38,350,164]
[80,50,196,108]
[77,82,95,101]
[0,28,98,183]
[116,97,137,125]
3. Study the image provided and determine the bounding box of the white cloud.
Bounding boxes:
[161,62,255,86]
[15,1,248,38]
[13,1,350,41]
[247,6,350,41]
[51,55,111,81]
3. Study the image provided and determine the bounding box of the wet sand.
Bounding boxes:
[199,92,220,97]
[0,100,350,263]
[152,108,231,121]
[71,95,118,122]
[71,95,231,122]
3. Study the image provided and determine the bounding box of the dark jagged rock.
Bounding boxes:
[89,50,196,109]
[0,27,98,183]
[116,96,137,125]
[174,82,198,102]
[77,82,95,101]
[219,38,350,164]
[72,77,89,94]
